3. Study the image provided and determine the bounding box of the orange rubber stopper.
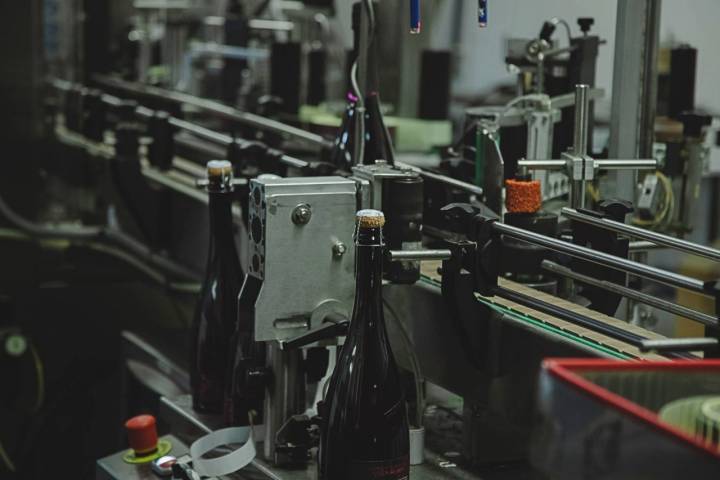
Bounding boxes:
[505,178,542,214]
[125,414,158,456]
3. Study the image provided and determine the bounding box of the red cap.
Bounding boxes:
[125,414,158,456]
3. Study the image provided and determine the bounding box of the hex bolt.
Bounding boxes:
[332,242,347,258]
[291,204,312,225]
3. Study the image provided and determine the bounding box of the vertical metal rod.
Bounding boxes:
[571,84,590,208]
[609,0,662,201]
[573,84,590,156]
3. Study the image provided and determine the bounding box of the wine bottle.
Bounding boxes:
[329,92,359,171]
[318,210,410,480]
[329,2,394,170]
[223,274,266,426]
[190,160,244,413]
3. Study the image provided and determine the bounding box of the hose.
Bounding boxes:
[0,189,200,283]
[383,298,425,428]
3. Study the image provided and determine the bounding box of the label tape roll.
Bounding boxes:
[190,426,256,477]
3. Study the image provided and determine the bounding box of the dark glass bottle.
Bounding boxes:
[223,274,266,426]
[329,92,359,171]
[362,91,395,166]
[190,160,244,413]
[318,210,410,480]
[329,2,395,170]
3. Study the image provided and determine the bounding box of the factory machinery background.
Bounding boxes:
[2,0,720,479]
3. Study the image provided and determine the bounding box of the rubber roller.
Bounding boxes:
[506,178,542,214]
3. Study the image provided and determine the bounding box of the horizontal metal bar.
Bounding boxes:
[493,221,708,295]
[517,158,657,172]
[550,88,605,110]
[629,240,665,252]
[541,260,718,328]
[562,207,720,262]
[388,249,452,262]
[92,74,332,148]
[279,154,310,170]
[493,285,646,347]
[396,161,484,196]
[640,338,718,353]
[517,159,567,171]
[248,19,294,32]
[594,159,657,170]
[169,117,233,145]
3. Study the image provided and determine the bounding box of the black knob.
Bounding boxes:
[577,17,595,35]
[598,199,634,222]
[539,21,556,42]
[679,110,712,138]
[83,89,106,142]
[255,95,284,118]
[114,100,139,124]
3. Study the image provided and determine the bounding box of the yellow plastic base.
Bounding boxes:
[122,439,172,464]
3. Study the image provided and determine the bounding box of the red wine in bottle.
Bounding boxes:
[318,210,410,480]
[190,160,244,413]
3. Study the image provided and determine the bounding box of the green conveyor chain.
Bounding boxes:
[420,276,632,360]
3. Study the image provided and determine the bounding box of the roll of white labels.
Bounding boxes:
[189,426,256,477]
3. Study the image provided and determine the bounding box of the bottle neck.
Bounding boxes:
[208,191,236,255]
[349,227,384,334]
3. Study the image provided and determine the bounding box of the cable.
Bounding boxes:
[550,17,573,46]
[350,0,378,166]
[0,187,200,282]
[383,298,425,427]
[29,344,45,413]
[350,61,366,165]
[502,93,550,116]
[0,191,101,240]
[0,438,15,473]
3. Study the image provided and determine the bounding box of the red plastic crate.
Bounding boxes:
[531,359,720,478]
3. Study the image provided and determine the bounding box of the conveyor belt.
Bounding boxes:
[420,261,667,360]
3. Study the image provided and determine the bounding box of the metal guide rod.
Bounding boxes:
[573,84,590,157]
[570,84,590,209]
[629,240,664,252]
[517,158,657,171]
[395,161,484,196]
[388,249,453,262]
[492,221,708,295]
[562,207,720,262]
[597,159,657,170]
[640,338,718,353]
[541,260,718,328]
[91,74,332,148]
[493,285,645,347]
[517,159,567,170]
[96,92,311,170]
[54,78,482,192]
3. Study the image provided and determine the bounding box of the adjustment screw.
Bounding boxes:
[291,204,312,225]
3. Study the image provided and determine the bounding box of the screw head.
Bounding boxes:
[291,204,312,225]
[332,242,347,258]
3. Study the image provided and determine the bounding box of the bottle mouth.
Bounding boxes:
[206,160,234,192]
[356,209,385,228]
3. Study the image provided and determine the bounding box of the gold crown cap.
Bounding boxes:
[356,209,385,228]
[207,160,233,177]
